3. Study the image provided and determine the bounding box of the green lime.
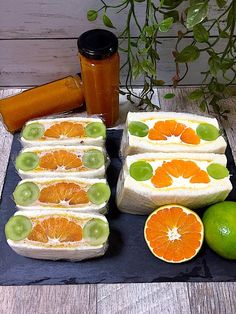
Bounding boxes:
[5,215,32,241]
[128,121,149,137]
[207,163,229,179]
[22,123,45,140]
[82,149,105,169]
[196,123,220,141]
[88,183,111,205]
[83,218,109,246]
[203,201,236,259]
[85,122,106,138]
[15,152,39,171]
[13,182,40,206]
[130,161,153,181]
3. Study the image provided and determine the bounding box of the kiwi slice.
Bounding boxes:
[5,215,32,241]
[13,182,40,206]
[88,183,111,205]
[85,122,106,138]
[15,152,39,171]
[22,123,45,140]
[82,149,105,169]
[83,218,109,246]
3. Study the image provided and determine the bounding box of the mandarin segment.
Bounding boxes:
[39,150,82,170]
[28,217,83,243]
[151,159,210,188]
[147,119,201,145]
[144,205,204,263]
[44,122,85,138]
[180,127,200,145]
[39,182,89,205]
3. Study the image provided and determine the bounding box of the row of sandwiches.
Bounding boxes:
[6,116,111,261]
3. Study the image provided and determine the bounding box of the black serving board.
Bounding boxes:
[0,129,236,285]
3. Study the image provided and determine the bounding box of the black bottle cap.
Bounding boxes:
[77,29,118,60]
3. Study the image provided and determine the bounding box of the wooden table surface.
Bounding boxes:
[0,87,236,314]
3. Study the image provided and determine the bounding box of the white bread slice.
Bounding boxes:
[21,117,105,147]
[121,112,227,156]
[14,178,109,214]
[7,210,108,261]
[116,153,232,214]
[16,145,106,179]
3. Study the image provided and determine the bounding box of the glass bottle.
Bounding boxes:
[78,29,120,127]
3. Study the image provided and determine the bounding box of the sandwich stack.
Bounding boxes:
[5,117,110,261]
[117,112,232,214]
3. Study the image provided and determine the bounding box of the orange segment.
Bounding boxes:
[148,119,200,145]
[28,216,83,243]
[151,160,210,188]
[39,182,89,205]
[39,150,82,170]
[180,127,200,145]
[144,205,204,263]
[151,167,173,188]
[44,122,85,138]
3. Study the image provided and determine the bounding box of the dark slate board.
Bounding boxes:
[0,129,236,285]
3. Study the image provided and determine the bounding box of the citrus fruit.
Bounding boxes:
[28,216,83,243]
[5,215,32,241]
[202,201,236,259]
[151,160,210,188]
[148,120,200,144]
[144,205,204,263]
[22,123,45,140]
[39,182,89,205]
[39,150,83,170]
[44,121,85,138]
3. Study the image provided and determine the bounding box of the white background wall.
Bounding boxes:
[0,0,231,87]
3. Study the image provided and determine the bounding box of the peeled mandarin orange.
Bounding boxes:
[148,119,200,145]
[151,160,210,188]
[39,150,82,170]
[28,217,83,243]
[39,182,89,205]
[44,121,85,138]
[144,205,204,263]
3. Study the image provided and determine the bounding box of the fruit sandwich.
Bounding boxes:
[5,210,109,261]
[13,178,111,214]
[15,145,106,179]
[121,112,227,156]
[21,117,106,147]
[116,152,232,214]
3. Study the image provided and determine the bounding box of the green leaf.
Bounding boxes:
[188,89,204,100]
[186,2,208,29]
[208,55,221,77]
[221,58,234,71]
[175,45,200,63]
[164,10,179,23]
[216,0,227,8]
[193,24,209,42]
[141,60,156,76]
[199,100,207,112]
[103,14,115,29]
[159,17,174,32]
[152,79,165,86]
[132,60,143,79]
[163,93,175,99]
[87,10,98,22]
[144,25,154,37]
[227,7,234,29]
[219,31,229,38]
